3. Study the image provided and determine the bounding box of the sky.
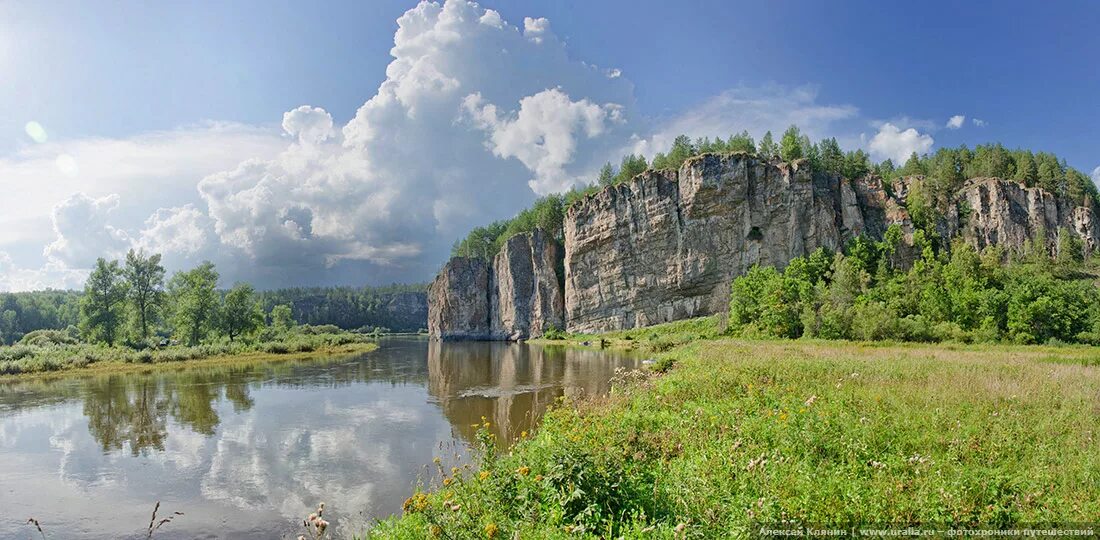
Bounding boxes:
[1,0,1098,291]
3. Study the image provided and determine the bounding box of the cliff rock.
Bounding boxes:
[564,154,911,333]
[427,257,491,340]
[430,153,1100,339]
[491,229,565,340]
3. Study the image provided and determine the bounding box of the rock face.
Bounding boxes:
[427,257,491,340]
[491,229,565,340]
[429,153,1100,339]
[564,155,906,333]
[429,231,565,341]
[957,177,1100,255]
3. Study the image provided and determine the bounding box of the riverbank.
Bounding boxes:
[370,318,1100,538]
[0,336,378,381]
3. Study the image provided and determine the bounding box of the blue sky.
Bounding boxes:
[1,0,1097,290]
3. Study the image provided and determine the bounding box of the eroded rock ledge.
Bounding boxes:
[430,153,1099,339]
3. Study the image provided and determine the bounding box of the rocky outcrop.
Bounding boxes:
[430,153,1100,339]
[564,155,912,333]
[491,229,565,340]
[428,257,491,340]
[957,177,1100,255]
[429,231,565,341]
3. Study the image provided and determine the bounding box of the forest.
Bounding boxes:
[0,271,426,346]
[451,126,1098,261]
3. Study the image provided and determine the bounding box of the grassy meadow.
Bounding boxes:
[369,318,1100,538]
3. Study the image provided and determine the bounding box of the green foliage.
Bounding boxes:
[727,235,1100,345]
[123,249,166,340]
[371,332,1100,537]
[221,283,264,342]
[270,304,296,334]
[758,130,778,160]
[80,258,128,346]
[779,125,803,161]
[168,262,220,346]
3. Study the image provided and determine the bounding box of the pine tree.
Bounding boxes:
[779,125,803,161]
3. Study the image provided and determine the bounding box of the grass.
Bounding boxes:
[368,317,1100,538]
[0,332,378,380]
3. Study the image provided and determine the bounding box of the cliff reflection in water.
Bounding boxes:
[0,338,639,539]
[427,341,637,445]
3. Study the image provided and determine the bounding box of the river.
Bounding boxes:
[0,337,639,539]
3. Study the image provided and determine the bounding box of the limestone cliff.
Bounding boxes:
[491,229,565,340]
[430,153,1100,339]
[429,231,564,341]
[428,257,491,340]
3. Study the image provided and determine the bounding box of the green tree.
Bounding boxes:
[758,131,778,160]
[818,138,845,175]
[168,262,220,346]
[80,258,128,346]
[596,162,615,186]
[271,304,295,333]
[220,283,263,342]
[779,125,803,161]
[1013,151,1038,185]
[726,131,756,154]
[614,154,648,183]
[123,249,166,341]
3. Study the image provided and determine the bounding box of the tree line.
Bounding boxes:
[451,125,1097,262]
[728,225,1100,345]
[0,257,427,346]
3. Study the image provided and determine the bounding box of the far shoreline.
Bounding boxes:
[0,341,379,383]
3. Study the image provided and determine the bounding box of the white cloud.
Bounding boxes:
[43,193,132,268]
[946,115,965,129]
[0,0,956,292]
[634,85,859,158]
[972,118,986,127]
[868,122,934,164]
[1091,166,1100,186]
[281,106,336,145]
[0,122,284,249]
[463,88,627,193]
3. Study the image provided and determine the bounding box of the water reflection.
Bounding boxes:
[0,338,637,540]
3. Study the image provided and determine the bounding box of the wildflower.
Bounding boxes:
[485,522,499,538]
[869,460,885,469]
[443,477,453,486]
[520,430,528,439]
[451,466,460,475]
[430,525,443,537]
[433,457,442,465]
[479,471,491,480]
[516,466,530,476]
[804,395,817,407]
[534,474,543,481]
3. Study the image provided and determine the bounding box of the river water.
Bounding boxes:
[0,337,638,539]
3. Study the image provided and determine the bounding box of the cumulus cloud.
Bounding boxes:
[972,118,986,127]
[463,88,627,193]
[946,115,965,129]
[0,0,951,291]
[868,122,934,164]
[43,193,132,268]
[190,0,638,287]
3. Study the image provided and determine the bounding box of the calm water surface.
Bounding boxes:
[0,337,639,539]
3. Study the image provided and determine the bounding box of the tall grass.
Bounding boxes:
[370,321,1100,538]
